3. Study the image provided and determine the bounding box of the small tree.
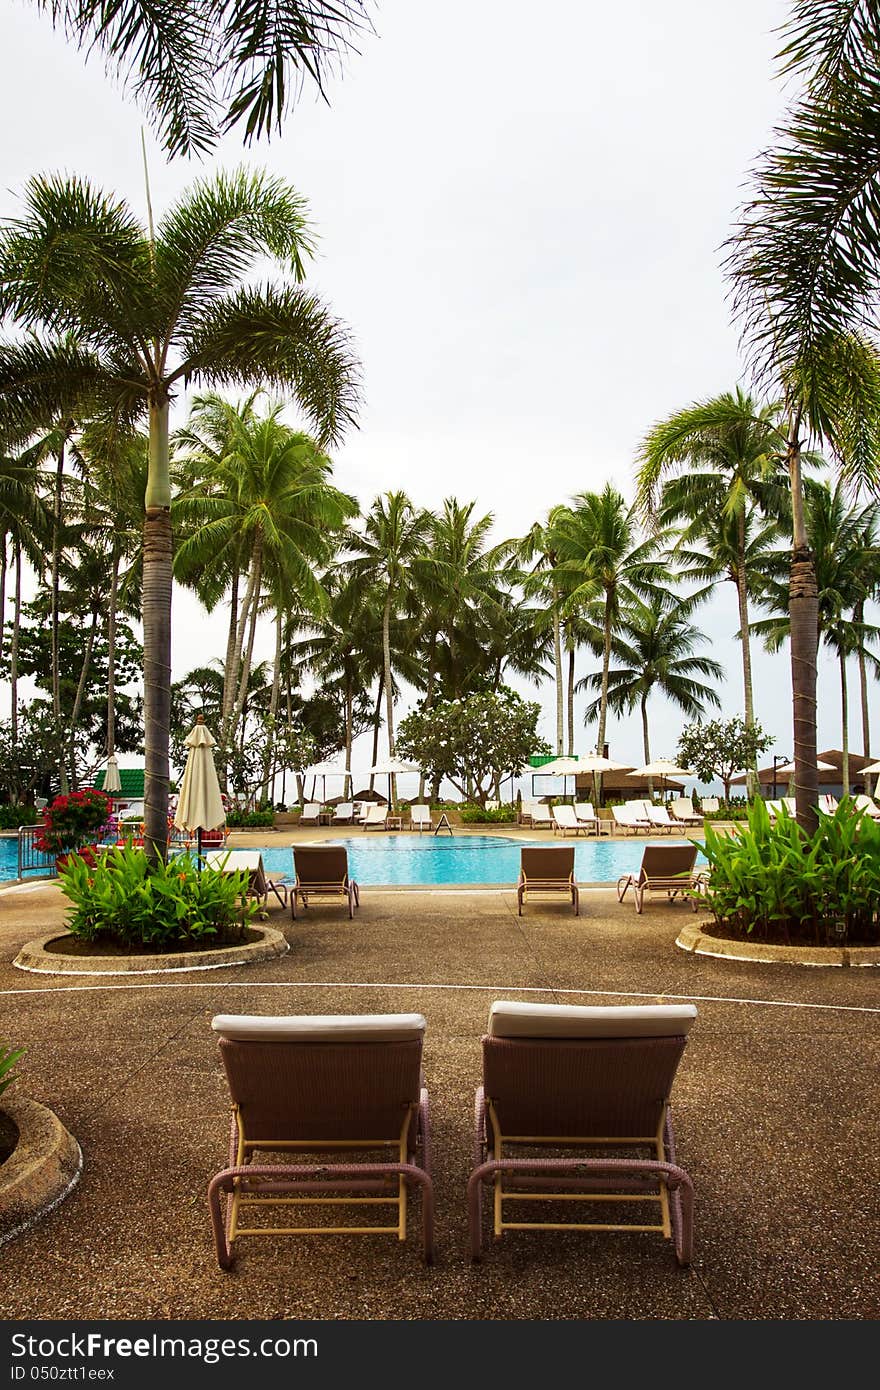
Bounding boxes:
[396,688,550,808]
[677,717,773,804]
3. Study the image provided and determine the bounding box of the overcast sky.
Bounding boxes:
[3,0,862,786]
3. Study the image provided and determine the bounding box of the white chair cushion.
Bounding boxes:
[487,1000,697,1038]
[212,1012,426,1042]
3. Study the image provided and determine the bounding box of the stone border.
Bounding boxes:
[0,1096,82,1248]
[13,925,288,976]
[676,920,880,967]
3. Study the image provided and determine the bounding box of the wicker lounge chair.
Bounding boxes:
[204,849,287,908]
[551,804,590,836]
[409,804,435,832]
[516,845,579,916]
[299,802,322,827]
[290,845,360,919]
[467,1000,697,1264]
[208,1011,434,1268]
[616,842,700,914]
[361,803,389,830]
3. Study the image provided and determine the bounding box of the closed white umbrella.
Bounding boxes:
[174,716,226,866]
[103,753,122,795]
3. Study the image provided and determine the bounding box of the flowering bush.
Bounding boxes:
[35,788,111,855]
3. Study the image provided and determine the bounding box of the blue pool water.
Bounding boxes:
[0,836,53,881]
[260,834,705,887]
[0,832,706,887]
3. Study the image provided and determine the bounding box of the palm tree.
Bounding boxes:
[0,445,52,747]
[635,389,791,796]
[751,480,880,795]
[29,0,373,157]
[0,169,360,858]
[174,398,358,783]
[552,485,665,776]
[345,492,431,804]
[579,594,723,780]
[725,3,880,828]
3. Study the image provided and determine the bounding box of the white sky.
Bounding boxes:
[1,0,867,788]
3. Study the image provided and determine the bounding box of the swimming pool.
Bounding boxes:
[0,832,706,887]
[260,834,705,887]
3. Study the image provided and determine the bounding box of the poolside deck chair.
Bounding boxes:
[361,803,389,831]
[330,801,355,825]
[573,802,608,836]
[853,793,880,820]
[467,1000,697,1265]
[617,842,700,914]
[668,797,702,827]
[700,797,720,815]
[818,794,839,815]
[551,804,590,837]
[299,802,322,827]
[516,845,579,916]
[610,803,652,835]
[208,1012,434,1268]
[409,804,435,833]
[290,845,360,919]
[644,803,677,834]
[205,849,288,908]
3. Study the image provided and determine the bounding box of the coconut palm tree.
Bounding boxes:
[725,2,880,828]
[29,0,373,157]
[579,593,723,776]
[551,485,665,776]
[635,389,793,795]
[0,168,360,858]
[345,492,431,803]
[0,444,52,747]
[750,480,880,795]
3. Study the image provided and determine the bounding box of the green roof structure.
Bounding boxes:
[93,768,145,797]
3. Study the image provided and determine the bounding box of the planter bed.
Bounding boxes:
[13,924,288,976]
[676,920,880,967]
[0,1096,82,1248]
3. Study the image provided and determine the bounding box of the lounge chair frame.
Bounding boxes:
[551,805,590,837]
[468,1024,694,1265]
[291,846,360,919]
[517,846,579,916]
[208,1029,434,1267]
[617,844,700,914]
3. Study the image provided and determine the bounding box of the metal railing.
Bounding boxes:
[17,825,57,879]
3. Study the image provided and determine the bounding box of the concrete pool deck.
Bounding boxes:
[0,871,878,1322]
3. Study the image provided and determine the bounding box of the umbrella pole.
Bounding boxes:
[197,826,202,873]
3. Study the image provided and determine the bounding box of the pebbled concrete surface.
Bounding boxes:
[0,867,878,1322]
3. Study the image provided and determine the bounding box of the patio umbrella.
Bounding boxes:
[860,759,880,775]
[628,759,694,798]
[102,753,122,796]
[533,756,586,802]
[368,757,421,810]
[304,760,353,804]
[173,716,226,869]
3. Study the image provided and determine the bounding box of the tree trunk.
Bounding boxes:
[552,590,563,754]
[369,675,384,795]
[594,593,614,805]
[51,443,68,794]
[641,693,653,798]
[736,514,757,800]
[839,648,850,797]
[221,554,257,742]
[218,564,240,790]
[143,394,173,865]
[0,542,6,686]
[788,428,819,834]
[382,589,396,806]
[418,633,438,800]
[227,540,263,751]
[106,548,119,759]
[260,605,283,804]
[10,539,21,747]
[856,600,872,797]
[68,606,99,787]
[566,638,576,757]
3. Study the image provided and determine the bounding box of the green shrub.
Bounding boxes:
[459,803,518,824]
[226,809,275,828]
[58,844,257,950]
[702,805,751,821]
[696,798,880,946]
[0,804,36,830]
[0,1042,25,1098]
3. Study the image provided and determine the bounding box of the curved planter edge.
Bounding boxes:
[12,925,289,976]
[676,920,880,967]
[0,1096,83,1248]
